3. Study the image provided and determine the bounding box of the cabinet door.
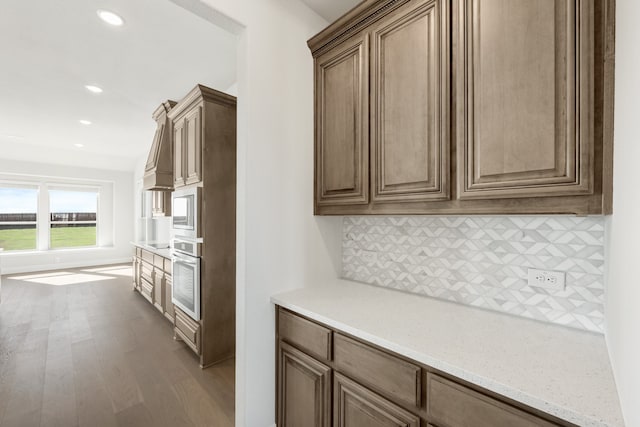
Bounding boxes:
[164,275,174,323]
[278,342,331,427]
[173,120,186,188]
[153,269,164,312]
[132,256,139,290]
[184,107,203,186]
[456,0,594,199]
[371,0,450,203]
[315,32,369,208]
[334,372,419,427]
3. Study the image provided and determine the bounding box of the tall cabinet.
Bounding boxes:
[168,85,237,368]
[308,0,614,215]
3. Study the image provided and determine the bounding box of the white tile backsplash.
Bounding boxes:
[342,216,605,333]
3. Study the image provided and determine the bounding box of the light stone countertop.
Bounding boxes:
[131,241,172,259]
[271,279,624,427]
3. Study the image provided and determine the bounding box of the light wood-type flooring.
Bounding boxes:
[0,264,234,427]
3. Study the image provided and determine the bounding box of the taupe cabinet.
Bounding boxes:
[132,247,174,323]
[276,307,574,427]
[133,246,202,357]
[168,84,237,368]
[173,101,203,188]
[308,0,614,215]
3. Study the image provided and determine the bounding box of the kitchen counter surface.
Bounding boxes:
[272,279,624,427]
[131,241,172,259]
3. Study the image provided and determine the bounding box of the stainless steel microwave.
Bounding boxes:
[172,185,201,239]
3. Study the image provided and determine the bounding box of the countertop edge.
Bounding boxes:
[271,294,616,427]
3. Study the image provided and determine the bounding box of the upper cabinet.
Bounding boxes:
[315,31,369,207]
[308,0,614,215]
[170,88,208,189]
[370,0,450,204]
[456,0,593,200]
[184,106,203,187]
[173,118,186,188]
[143,101,177,191]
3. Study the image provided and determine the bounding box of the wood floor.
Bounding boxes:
[0,264,234,427]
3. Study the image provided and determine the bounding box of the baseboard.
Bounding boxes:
[1,257,131,275]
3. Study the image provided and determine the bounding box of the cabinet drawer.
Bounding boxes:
[278,309,332,362]
[175,307,201,354]
[334,333,420,408]
[427,373,559,427]
[153,254,165,269]
[140,278,154,303]
[141,249,153,263]
[141,262,153,283]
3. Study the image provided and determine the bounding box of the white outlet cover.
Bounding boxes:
[527,268,566,291]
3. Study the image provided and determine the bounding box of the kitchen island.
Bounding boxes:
[272,280,623,427]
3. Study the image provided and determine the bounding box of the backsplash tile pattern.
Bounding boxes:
[342,216,605,333]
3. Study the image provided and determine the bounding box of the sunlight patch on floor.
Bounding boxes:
[81,265,132,276]
[8,271,117,286]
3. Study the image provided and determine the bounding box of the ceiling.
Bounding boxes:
[0,0,236,171]
[300,0,362,22]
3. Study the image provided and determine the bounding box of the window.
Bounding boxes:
[49,189,98,249]
[0,179,108,252]
[0,186,38,251]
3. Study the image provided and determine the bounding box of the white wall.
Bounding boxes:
[169,1,342,425]
[0,159,134,274]
[605,0,640,425]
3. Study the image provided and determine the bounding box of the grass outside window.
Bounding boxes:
[50,225,97,248]
[0,225,97,250]
[0,226,37,251]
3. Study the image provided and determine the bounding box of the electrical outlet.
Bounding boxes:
[361,250,378,263]
[527,268,565,291]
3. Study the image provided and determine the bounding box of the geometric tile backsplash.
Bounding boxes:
[342,216,605,334]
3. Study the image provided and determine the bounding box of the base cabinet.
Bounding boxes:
[276,307,573,427]
[174,306,201,355]
[278,342,331,427]
[132,246,174,323]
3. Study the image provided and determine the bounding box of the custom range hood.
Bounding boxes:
[143,100,177,190]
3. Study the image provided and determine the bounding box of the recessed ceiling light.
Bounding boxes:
[85,85,103,94]
[97,9,124,26]
[79,120,92,125]
[75,143,84,148]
